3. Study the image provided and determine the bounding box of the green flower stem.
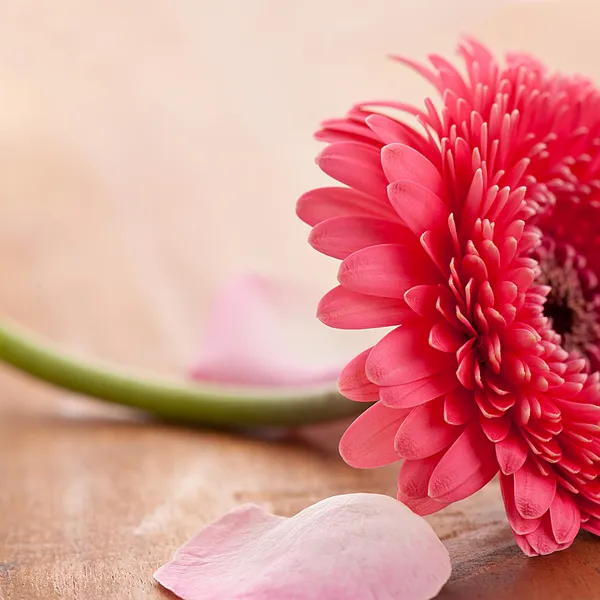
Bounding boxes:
[0,319,365,427]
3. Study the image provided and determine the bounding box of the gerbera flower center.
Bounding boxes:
[536,239,600,369]
[544,296,574,339]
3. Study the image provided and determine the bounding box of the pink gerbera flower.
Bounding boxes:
[297,38,600,556]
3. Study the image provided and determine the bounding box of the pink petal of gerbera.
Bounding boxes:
[513,458,557,520]
[338,243,439,299]
[500,474,542,535]
[154,494,451,600]
[380,371,459,409]
[318,285,414,330]
[190,273,344,387]
[429,321,466,353]
[514,534,537,557]
[381,143,445,197]
[495,427,529,475]
[397,454,452,516]
[428,421,498,503]
[366,114,438,164]
[526,516,560,556]
[479,413,512,443]
[583,517,600,536]
[338,348,380,402]
[387,180,449,236]
[309,216,412,260]
[549,489,580,545]
[296,186,397,226]
[404,284,440,318]
[317,142,390,201]
[398,454,441,499]
[443,387,476,425]
[394,399,461,460]
[340,402,407,468]
[366,323,454,386]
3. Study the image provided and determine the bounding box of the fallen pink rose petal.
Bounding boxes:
[190,273,348,387]
[154,493,451,600]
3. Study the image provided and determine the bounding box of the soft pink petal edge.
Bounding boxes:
[154,493,451,600]
[189,272,345,387]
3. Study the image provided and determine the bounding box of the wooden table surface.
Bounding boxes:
[2,390,600,599]
[1,2,600,598]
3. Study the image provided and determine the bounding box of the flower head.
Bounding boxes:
[297,38,600,556]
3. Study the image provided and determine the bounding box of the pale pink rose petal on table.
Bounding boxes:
[154,493,451,600]
[190,273,345,387]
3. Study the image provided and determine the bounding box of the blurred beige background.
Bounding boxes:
[0,0,595,386]
[6,6,600,599]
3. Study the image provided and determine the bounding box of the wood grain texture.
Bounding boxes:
[0,1,600,598]
[1,411,600,599]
